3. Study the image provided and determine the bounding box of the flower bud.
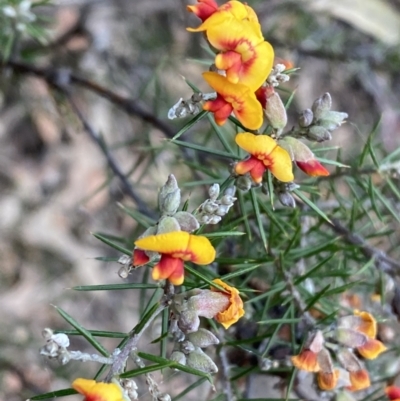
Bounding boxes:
[57,349,71,365]
[318,111,348,130]
[208,184,220,200]
[170,351,186,365]
[216,205,230,216]
[337,328,367,348]
[174,211,200,232]
[278,191,296,208]
[157,216,181,234]
[198,215,210,224]
[298,109,314,127]
[118,266,129,279]
[220,195,236,206]
[224,186,236,197]
[264,91,288,130]
[181,340,196,354]
[307,126,332,142]
[42,328,54,340]
[158,393,171,401]
[186,347,218,373]
[208,215,222,224]
[158,174,181,215]
[312,93,331,119]
[187,328,219,348]
[178,310,201,334]
[204,202,219,214]
[51,333,70,348]
[235,175,252,192]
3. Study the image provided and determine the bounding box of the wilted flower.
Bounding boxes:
[134,232,216,285]
[72,378,128,401]
[210,278,245,329]
[234,132,294,183]
[337,348,370,392]
[316,348,339,390]
[291,330,324,372]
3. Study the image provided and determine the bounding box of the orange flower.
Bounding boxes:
[346,369,370,392]
[353,310,377,339]
[202,72,263,129]
[317,370,339,390]
[234,132,294,183]
[357,338,387,359]
[187,0,218,22]
[72,378,127,401]
[386,386,400,401]
[291,350,320,372]
[206,19,273,90]
[134,232,216,286]
[210,279,244,329]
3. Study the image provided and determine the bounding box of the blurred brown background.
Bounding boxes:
[1,0,400,400]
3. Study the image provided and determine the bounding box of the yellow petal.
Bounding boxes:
[187,234,216,264]
[235,132,277,156]
[72,379,126,401]
[354,310,377,338]
[135,231,190,254]
[268,146,294,182]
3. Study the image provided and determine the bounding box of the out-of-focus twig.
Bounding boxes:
[217,329,235,401]
[329,218,400,277]
[2,60,176,139]
[65,92,154,217]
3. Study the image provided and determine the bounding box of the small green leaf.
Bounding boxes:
[172,139,240,159]
[73,283,159,291]
[30,389,76,400]
[293,189,332,224]
[250,188,267,250]
[172,111,208,140]
[54,306,109,356]
[92,232,132,256]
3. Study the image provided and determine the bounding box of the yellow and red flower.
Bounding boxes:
[386,386,400,401]
[134,231,216,286]
[203,72,263,129]
[72,378,128,401]
[296,159,330,177]
[206,19,273,90]
[210,279,244,329]
[234,132,294,183]
[353,310,377,339]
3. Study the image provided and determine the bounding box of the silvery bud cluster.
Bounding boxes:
[40,329,71,365]
[158,174,181,216]
[295,93,348,142]
[197,184,237,224]
[121,379,138,401]
[168,92,216,120]
[267,64,291,87]
[170,328,219,374]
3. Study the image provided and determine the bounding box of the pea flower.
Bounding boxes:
[188,0,258,33]
[234,132,294,183]
[210,278,245,328]
[206,19,274,90]
[386,386,400,401]
[72,378,128,401]
[134,231,216,286]
[202,72,263,129]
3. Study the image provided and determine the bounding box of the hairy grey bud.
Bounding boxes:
[170,351,186,365]
[174,211,200,232]
[187,328,219,348]
[235,175,252,192]
[186,347,218,373]
[158,174,181,215]
[208,184,220,200]
[298,109,314,127]
[307,126,332,142]
[278,191,296,208]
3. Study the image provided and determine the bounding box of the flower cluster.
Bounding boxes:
[291,311,387,392]
[169,279,245,372]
